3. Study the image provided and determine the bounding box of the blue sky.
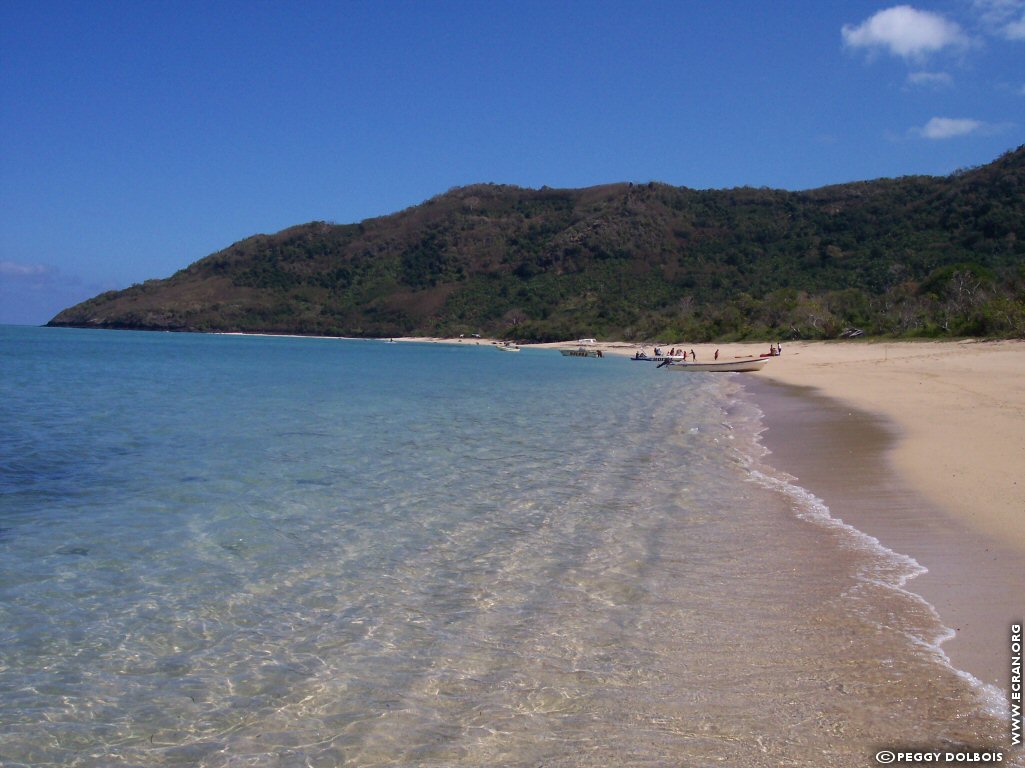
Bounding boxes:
[2,0,1023,324]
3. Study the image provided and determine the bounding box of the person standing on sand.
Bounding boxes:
[715,349,719,360]
[691,349,696,360]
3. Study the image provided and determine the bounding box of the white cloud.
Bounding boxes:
[0,262,109,324]
[0,260,51,278]
[842,5,971,58]
[907,70,953,87]
[973,0,1025,39]
[918,116,984,138]
[1005,14,1025,38]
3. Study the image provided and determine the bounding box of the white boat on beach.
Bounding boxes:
[663,357,769,373]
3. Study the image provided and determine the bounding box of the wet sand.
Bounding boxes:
[751,340,1025,554]
[735,339,1024,701]
[745,376,1025,693]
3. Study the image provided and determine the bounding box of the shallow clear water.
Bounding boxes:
[0,327,1011,766]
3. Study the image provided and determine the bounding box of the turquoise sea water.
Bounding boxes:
[0,326,1011,766]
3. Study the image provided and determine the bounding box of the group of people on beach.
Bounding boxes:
[638,343,783,361]
[651,347,697,360]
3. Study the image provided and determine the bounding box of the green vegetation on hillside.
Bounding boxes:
[49,146,1025,341]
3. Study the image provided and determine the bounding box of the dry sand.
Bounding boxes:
[743,339,1024,554]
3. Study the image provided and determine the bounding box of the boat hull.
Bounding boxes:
[665,358,769,372]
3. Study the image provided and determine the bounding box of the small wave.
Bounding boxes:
[728,385,1009,721]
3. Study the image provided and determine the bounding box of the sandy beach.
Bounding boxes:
[591,337,1025,690]
[614,338,1025,694]
[752,339,1025,550]
[736,339,1025,693]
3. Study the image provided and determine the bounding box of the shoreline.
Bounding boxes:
[397,335,1025,695]
[406,336,1025,553]
[734,340,1025,699]
[751,339,1025,554]
[744,375,1025,692]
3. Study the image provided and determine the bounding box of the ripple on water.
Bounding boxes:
[0,330,1012,766]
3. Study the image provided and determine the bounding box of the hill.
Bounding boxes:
[48,146,1025,341]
